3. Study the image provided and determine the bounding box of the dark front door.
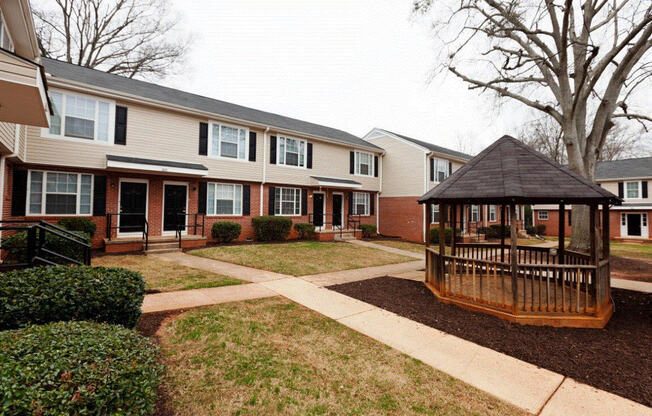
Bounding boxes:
[119,182,147,233]
[332,194,342,228]
[164,184,187,232]
[627,214,642,236]
[313,193,324,227]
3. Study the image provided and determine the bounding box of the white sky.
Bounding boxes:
[163,0,550,154]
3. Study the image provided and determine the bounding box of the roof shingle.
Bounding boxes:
[596,157,652,180]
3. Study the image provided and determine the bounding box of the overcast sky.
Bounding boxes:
[163,0,553,154]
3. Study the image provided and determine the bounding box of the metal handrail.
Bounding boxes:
[346,214,362,239]
[308,213,345,238]
[170,213,205,248]
[105,213,149,250]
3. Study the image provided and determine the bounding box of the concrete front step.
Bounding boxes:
[147,242,180,250]
[145,248,181,255]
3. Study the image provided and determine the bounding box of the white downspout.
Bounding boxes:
[260,127,270,216]
[377,152,383,233]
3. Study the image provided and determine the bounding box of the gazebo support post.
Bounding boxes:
[602,203,610,260]
[451,204,457,256]
[425,202,431,284]
[509,204,518,314]
[500,205,506,262]
[600,203,610,312]
[590,204,599,265]
[558,203,565,264]
[439,204,446,287]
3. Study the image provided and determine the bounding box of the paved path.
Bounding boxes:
[347,239,425,259]
[611,277,652,293]
[303,260,423,287]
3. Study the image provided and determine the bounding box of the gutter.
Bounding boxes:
[260,126,270,216]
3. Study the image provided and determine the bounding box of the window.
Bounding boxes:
[210,122,247,159]
[206,183,242,215]
[537,211,549,220]
[0,11,14,51]
[626,181,641,199]
[643,213,648,227]
[46,91,114,142]
[471,205,479,222]
[432,158,449,182]
[275,187,301,216]
[278,136,306,167]
[28,170,93,215]
[489,205,497,222]
[355,151,373,176]
[431,204,439,223]
[352,192,370,215]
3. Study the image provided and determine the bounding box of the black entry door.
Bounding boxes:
[627,214,642,236]
[332,194,342,228]
[313,193,324,227]
[164,185,187,232]
[119,182,147,233]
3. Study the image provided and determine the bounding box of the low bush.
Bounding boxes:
[486,224,509,239]
[57,217,97,237]
[211,221,242,243]
[359,224,377,238]
[526,226,537,235]
[0,321,163,416]
[0,265,145,330]
[535,224,546,235]
[294,223,316,240]
[429,227,460,244]
[252,216,293,241]
[1,229,90,265]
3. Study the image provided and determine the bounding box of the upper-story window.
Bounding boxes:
[278,136,306,168]
[28,170,93,215]
[626,181,642,199]
[432,158,449,182]
[45,91,115,143]
[210,122,248,160]
[0,10,14,51]
[354,151,373,176]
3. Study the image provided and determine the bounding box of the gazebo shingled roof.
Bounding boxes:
[418,135,620,205]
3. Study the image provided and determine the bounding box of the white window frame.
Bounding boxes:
[431,204,440,223]
[352,192,370,216]
[277,136,306,168]
[471,205,479,222]
[0,9,14,52]
[26,170,94,216]
[206,182,243,216]
[208,121,249,161]
[538,211,549,220]
[41,89,116,145]
[489,205,497,222]
[625,181,642,199]
[354,151,374,177]
[274,187,301,216]
[432,158,449,183]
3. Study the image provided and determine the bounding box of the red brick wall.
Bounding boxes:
[533,208,652,239]
[378,196,423,242]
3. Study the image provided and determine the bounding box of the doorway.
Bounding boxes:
[332,193,343,229]
[313,193,324,228]
[118,180,148,235]
[163,183,188,234]
[621,212,648,238]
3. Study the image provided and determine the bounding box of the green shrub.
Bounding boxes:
[429,227,460,244]
[57,217,97,237]
[359,224,377,238]
[211,221,242,243]
[1,229,90,265]
[294,223,316,240]
[535,224,546,235]
[0,321,163,416]
[0,265,145,330]
[526,226,536,235]
[486,224,509,239]
[252,216,292,241]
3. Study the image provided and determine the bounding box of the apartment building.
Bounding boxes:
[534,157,651,241]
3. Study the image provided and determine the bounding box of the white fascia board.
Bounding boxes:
[106,160,208,176]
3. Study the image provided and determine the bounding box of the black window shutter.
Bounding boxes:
[268,187,275,215]
[114,106,127,145]
[568,210,572,226]
[307,143,313,169]
[642,181,648,198]
[248,132,256,162]
[243,185,251,215]
[618,182,624,198]
[198,182,207,214]
[348,192,353,214]
[349,152,355,174]
[301,189,308,215]
[92,175,106,216]
[479,205,484,221]
[370,194,375,215]
[374,156,378,177]
[11,169,27,216]
[449,161,452,176]
[270,136,277,164]
[430,158,434,181]
[199,122,208,156]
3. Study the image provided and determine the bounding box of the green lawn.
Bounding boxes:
[156,297,528,416]
[93,254,242,292]
[610,243,652,260]
[190,241,413,276]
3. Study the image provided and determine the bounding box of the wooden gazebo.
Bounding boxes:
[418,136,621,328]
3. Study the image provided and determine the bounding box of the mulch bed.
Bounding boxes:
[611,256,652,282]
[329,277,652,407]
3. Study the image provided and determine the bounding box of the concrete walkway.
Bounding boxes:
[611,278,652,293]
[347,239,425,259]
[302,260,423,287]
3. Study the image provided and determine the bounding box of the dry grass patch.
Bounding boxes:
[610,243,652,260]
[92,254,242,292]
[190,241,413,276]
[158,297,528,416]
[373,240,425,254]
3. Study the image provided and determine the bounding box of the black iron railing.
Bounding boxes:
[171,213,205,248]
[347,214,362,238]
[308,213,345,238]
[0,220,91,270]
[106,213,149,251]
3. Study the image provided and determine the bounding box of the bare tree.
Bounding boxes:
[34,0,190,79]
[414,0,652,250]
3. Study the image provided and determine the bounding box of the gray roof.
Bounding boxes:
[596,157,652,180]
[378,129,472,160]
[418,136,619,205]
[42,58,381,151]
[311,176,361,185]
[107,154,207,170]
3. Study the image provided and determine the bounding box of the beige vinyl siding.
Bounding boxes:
[601,179,651,203]
[367,134,425,197]
[0,122,14,153]
[265,136,380,191]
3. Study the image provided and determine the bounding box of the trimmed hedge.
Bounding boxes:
[212,221,242,243]
[479,224,509,239]
[429,227,460,244]
[535,224,546,235]
[359,224,377,238]
[57,217,97,237]
[0,321,163,415]
[252,216,292,241]
[294,223,316,240]
[0,266,145,330]
[1,229,90,265]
